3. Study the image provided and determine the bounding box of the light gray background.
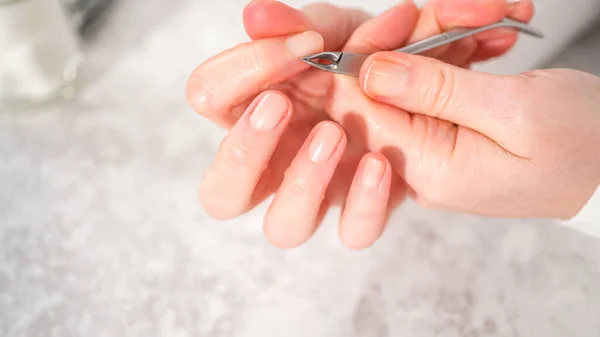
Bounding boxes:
[1,1,600,336]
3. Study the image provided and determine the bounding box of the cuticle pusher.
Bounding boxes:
[301,17,544,76]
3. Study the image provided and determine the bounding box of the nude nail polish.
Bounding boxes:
[249,93,287,130]
[308,123,342,163]
[361,157,385,189]
[285,31,324,58]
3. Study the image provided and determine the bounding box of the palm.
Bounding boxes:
[256,67,404,209]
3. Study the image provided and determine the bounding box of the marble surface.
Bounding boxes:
[1,1,600,336]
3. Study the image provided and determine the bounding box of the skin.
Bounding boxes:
[358,51,600,221]
[185,0,590,250]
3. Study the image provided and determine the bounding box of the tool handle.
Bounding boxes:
[395,18,543,55]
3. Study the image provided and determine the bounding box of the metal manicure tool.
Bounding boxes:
[301,18,544,76]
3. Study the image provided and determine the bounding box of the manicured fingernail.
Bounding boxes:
[507,0,523,7]
[285,31,324,58]
[309,123,342,163]
[249,93,287,130]
[361,157,385,189]
[364,60,409,98]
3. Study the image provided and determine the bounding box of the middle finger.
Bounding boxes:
[186,31,324,128]
[409,0,535,64]
[264,121,347,249]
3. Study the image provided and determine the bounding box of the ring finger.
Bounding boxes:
[339,152,392,250]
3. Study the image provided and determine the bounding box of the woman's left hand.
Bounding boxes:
[186,0,535,249]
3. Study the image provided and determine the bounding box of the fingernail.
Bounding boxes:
[309,123,342,163]
[507,0,523,8]
[285,31,324,58]
[249,93,287,130]
[361,157,385,189]
[507,0,524,11]
[364,60,409,98]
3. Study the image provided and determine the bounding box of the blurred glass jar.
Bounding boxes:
[0,0,82,112]
[61,0,114,32]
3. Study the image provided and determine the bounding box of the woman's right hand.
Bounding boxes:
[357,48,600,222]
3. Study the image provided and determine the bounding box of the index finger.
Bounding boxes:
[186,2,371,127]
[186,31,324,128]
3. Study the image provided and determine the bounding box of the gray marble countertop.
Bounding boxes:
[1,1,600,336]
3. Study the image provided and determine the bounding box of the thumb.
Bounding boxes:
[359,51,527,139]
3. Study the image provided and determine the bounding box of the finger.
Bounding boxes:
[343,1,420,53]
[200,91,292,220]
[434,37,478,68]
[339,153,392,250]
[187,1,373,128]
[243,0,310,40]
[186,31,323,127]
[407,0,534,64]
[264,122,347,249]
[244,0,371,50]
[406,0,506,60]
[359,51,523,147]
[469,0,536,62]
[301,3,372,51]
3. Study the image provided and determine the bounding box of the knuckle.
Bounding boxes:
[284,175,315,204]
[242,42,267,76]
[520,68,597,97]
[359,35,388,52]
[287,179,310,201]
[186,40,268,120]
[421,65,457,119]
[519,68,560,82]
[186,63,219,117]
[218,140,257,175]
[515,69,573,102]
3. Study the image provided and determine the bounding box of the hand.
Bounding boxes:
[186,0,535,249]
[358,45,600,221]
